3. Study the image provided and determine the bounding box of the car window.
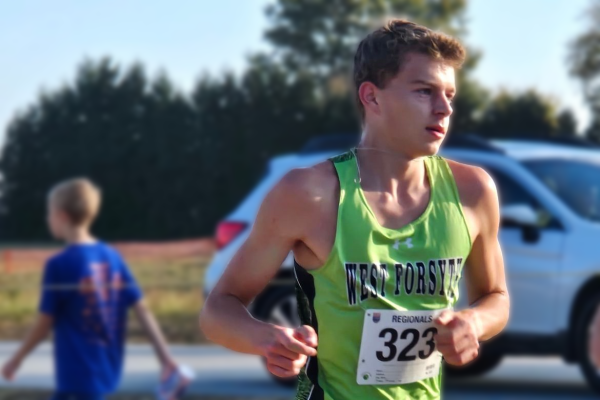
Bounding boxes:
[483,166,558,229]
[523,158,600,222]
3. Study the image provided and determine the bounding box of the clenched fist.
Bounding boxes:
[434,310,480,366]
[261,325,318,378]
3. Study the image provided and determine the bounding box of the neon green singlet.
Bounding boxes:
[295,150,472,400]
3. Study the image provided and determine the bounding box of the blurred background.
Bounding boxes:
[1,0,600,399]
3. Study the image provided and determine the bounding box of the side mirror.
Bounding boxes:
[501,204,541,243]
[501,204,538,227]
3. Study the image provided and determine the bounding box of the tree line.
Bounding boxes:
[0,0,596,241]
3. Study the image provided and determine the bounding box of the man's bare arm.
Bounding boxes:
[435,164,509,366]
[199,168,325,376]
[462,167,510,341]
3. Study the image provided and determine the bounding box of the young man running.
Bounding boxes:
[200,19,509,400]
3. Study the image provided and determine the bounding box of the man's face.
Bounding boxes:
[367,53,456,157]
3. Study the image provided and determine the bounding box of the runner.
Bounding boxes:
[200,19,509,400]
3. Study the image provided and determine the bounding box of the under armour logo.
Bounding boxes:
[393,238,414,249]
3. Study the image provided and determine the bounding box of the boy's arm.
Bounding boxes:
[132,300,176,369]
[3,257,61,381]
[199,167,331,377]
[460,169,509,342]
[1,313,53,381]
[435,165,510,366]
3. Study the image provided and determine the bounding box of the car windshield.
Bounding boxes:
[523,158,600,222]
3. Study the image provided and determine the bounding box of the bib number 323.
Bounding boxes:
[357,309,446,385]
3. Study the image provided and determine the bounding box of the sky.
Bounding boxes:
[0,0,594,141]
[467,0,592,131]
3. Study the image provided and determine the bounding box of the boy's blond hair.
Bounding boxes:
[49,178,101,227]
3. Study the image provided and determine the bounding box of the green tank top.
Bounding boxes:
[295,150,472,400]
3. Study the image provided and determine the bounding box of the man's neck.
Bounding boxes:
[63,228,96,245]
[358,128,427,186]
[356,148,427,194]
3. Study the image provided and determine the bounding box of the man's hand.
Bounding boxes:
[261,325,318,378]
[434,310,480,366]
[1,356,22,381]
[589,305,600,368]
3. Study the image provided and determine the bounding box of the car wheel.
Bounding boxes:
[253,285,301,387]
[444,345,503,377]
[253,285,301,328]
[576,293,600,394]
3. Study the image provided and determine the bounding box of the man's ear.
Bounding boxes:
[358,81,380,116]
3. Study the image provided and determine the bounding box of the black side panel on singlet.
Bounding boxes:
[294,260,324,400]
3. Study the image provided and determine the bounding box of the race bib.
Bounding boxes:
[357,309,446,385]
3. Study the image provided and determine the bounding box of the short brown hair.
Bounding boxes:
[353,19,466,119]
[49,178,101,226]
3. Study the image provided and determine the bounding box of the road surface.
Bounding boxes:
[0,342,595,399]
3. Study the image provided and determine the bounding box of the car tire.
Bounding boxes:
[253,285,301,387]
[253,285,301,328]
[576,293,600,394]
[444,344,503,377]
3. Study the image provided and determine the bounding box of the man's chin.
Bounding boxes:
[416,142,442,158]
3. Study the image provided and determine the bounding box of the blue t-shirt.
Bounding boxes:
[39,242,143,394]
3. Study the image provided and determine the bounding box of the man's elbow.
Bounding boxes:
[199,294,216,342]
[199,290,251,344]
[489,290,511,337]
[198,308,209,338]
[500,290,510,328]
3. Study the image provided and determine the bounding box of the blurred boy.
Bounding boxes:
[1,178,177,400]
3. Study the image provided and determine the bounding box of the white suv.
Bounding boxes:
[203,134,600,392]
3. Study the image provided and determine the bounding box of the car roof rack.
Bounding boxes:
[443,134,505,153]
[300,133,504,154]
[299,134,360,154]
[495,136,600,149]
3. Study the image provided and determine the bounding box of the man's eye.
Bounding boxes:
[417,89,431,95]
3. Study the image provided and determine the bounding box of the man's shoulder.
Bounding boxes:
[277,148,353,199]
[444,157,499,236]
[279,159,338,193]
[259,160,339,233]
[445,158,497,201]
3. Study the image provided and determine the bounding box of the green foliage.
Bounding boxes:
[0,253,208,343]
[557,109,578,137]
[450,73,489,134]
[477,90,567,138]
[0,1,580,241]
[0,59,202,240]
[0,56,356,241]
[587,118,600,142]
[264,0,468,76]
[264,0,488,135]
[569,0,600,140]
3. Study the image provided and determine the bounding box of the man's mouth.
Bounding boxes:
[426,125,446,138]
